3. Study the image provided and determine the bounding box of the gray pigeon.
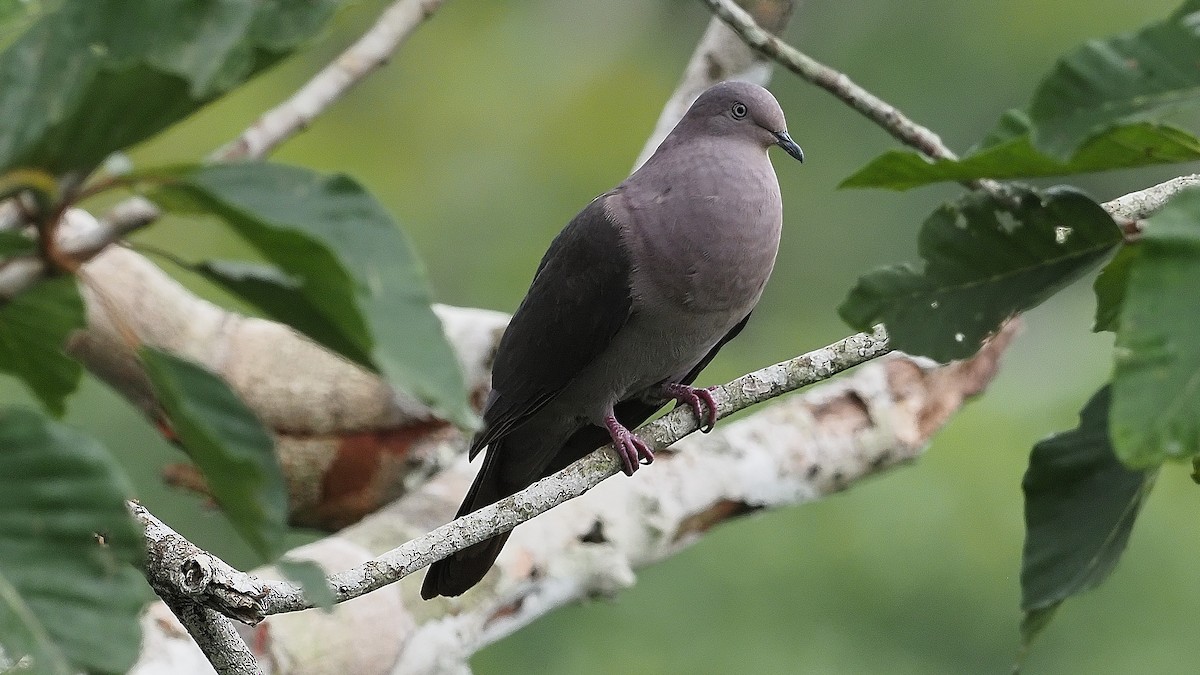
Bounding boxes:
[421,81,803,599]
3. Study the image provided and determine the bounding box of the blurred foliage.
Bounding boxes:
[2,0,1199,672]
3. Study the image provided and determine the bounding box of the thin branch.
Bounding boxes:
[160,600,259,675]
[702,0,955,161]
[1102,172,1200,223]
[0,199,157,299]
[213,0,451,161]
[131,503,269,625]
[255,327,891,614]
[135,499,262,674]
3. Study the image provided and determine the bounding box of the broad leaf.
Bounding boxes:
[839,186,1120,361]
[1092,245,1138,333]
[1111,187,1200,467]
[0,407,145,674]
[1020,387,1154,651]
[140,347,287,561]
[195,259,370,367]
[1029,0,1200,158]
[842,111,1200,190]
[0,0,337,174]
[0,276,86,415]
[151,163,475,429]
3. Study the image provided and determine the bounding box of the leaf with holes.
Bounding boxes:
[1028,0,1200,158]
[0,407,145,674]
[839,186,1121,361]
[0,0,337,174]
[140,347,287,561]
[1111,187,1200,467]
[0,276,86,415]
[150,163,476,429]
[1020,386,1154,653]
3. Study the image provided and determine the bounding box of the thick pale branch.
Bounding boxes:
[214,0,451,161]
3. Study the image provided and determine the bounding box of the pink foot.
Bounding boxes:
[604,414,654,476]
[663,383,718,433]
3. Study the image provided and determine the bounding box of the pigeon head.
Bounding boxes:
[682,81,804,162]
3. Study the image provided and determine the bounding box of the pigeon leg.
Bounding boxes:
[662,383,718,433]
[604,412,654,476]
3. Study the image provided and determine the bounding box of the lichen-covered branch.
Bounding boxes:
[128,322,1017,674]
[702,0,955,161]
[1103,173,1200,222]
[249,328,891,614]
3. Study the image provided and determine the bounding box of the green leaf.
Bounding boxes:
[0,276,85,415]
[1092,245,1138,333]
[1028,1,1200,158]
[0,0,337,174]
[839,186,1121,361]
[0,230,33,256]
[1111,187,1200,467]
[276,559,334,610]
[195,259,371,367]
[1020,386,1154,652]
[0,407,145,674]
[140,347,287,561]
[842,111,1200,190]
[151,163,476,429]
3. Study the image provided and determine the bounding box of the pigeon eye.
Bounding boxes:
[731,102,748,119]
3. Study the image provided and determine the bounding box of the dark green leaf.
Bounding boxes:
[276,559,334,610]
[839,186,1121,361]
[1028,2,1200,158]
[140,347,287,561]
[0,230,33,256]
[842,111,1200,190]
[1111,187,1200,467]
[1020,387,1154,651]
[151,163,475,429]
[0,0,337,174]
[1092,245,1138,333]
[195,259,371,367]
[0,407,145,674]
[0,276,85,415]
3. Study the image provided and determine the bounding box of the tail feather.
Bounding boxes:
[421,445,514,599]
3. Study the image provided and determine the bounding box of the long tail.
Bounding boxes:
[421,445,514,599]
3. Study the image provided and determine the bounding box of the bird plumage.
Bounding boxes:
[421,81,801,600]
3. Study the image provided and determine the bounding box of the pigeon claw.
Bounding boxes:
[604,415,654,476]
[663,383,718,433]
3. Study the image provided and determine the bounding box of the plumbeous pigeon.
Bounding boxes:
[421,81,803,599]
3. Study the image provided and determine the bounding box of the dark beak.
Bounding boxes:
[773,130,805,162]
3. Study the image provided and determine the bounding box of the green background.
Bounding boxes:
[8,0,1198,672]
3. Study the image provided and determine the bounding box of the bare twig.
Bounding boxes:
[131,503,269,625]
[703,0,954,160]
[0,199,157,299]
[213,0,451,161]
[1103,173,1200,223]
[160,600,259,675]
